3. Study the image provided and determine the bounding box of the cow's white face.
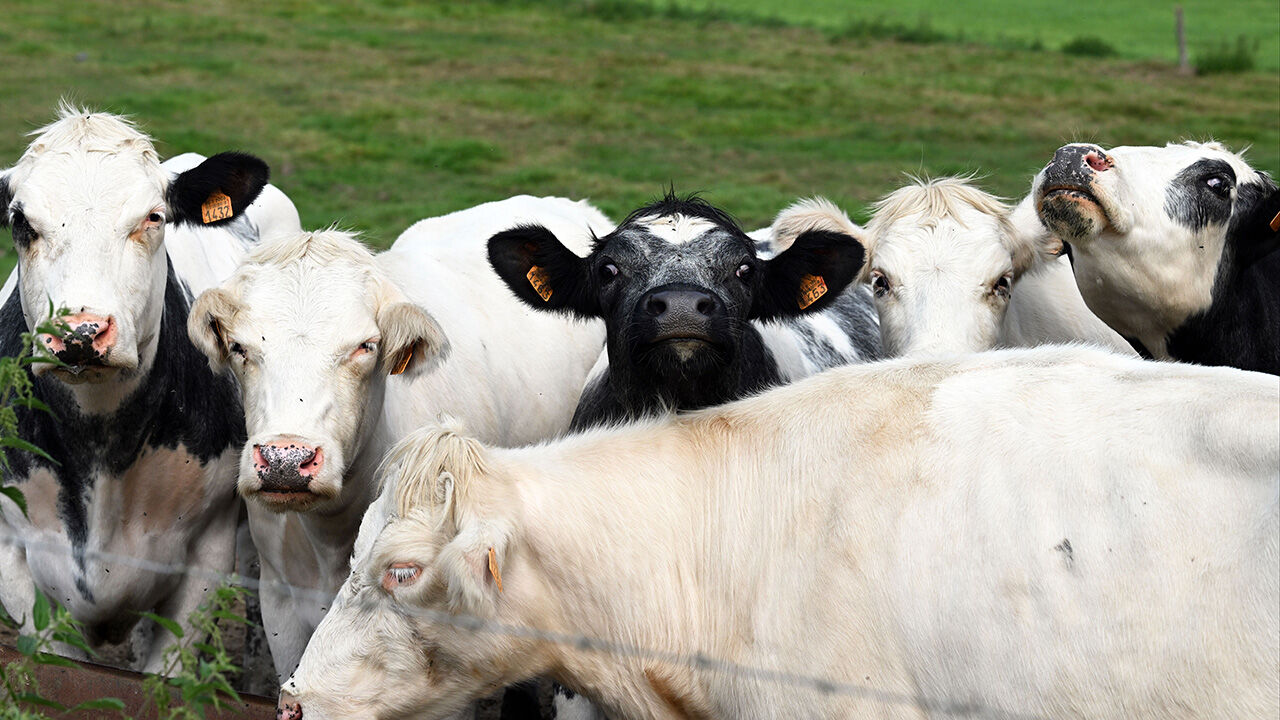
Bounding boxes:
[281,430,532,720]
[188,231,446,513]
[1032,141,1271,349]
[862,179,1040,357]
[1,106,268,392]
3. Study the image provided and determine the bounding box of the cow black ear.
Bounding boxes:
[0,173,11,229]
[167,152,269,227]
[487,224,598,317]
[752,229,866,320]
[1232,183,1280,270]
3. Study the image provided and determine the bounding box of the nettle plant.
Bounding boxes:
[0,310,249,719]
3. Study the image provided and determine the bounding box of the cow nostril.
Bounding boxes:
[1084,151,1113,172]
[695,297,714,316]
[646,297,668,316]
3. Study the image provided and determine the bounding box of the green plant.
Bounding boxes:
[1061,35,1116,57]
[1196,35,1257,74]
[829,14,948,44]
[140,584,252,720]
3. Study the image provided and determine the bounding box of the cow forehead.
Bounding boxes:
[630,212,722,245]
[233,264,380,341]
[609,219,750,261]
[14,151,165,228]
[1108,144,1261,186]
[875,213,1011,277]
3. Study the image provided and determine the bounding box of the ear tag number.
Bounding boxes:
[797,274,828,309]
[526,265,553,302]
[390,347,413,376]
[201,191,233,224]
[1269,210,1280,233]
[488,546,504,593]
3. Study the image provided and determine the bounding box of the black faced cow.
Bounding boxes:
[489,192,880,430]
[1033,141,1279,374]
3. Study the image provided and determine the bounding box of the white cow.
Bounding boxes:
[769,179,1131,357]
[1032,141,1279,373]
[187,196,611,680]
[0,104,299,671]
[281,346,1278,720]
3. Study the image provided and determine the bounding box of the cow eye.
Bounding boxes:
[360,340,377,353]
[1204,174,1232,198]
[146,212,164,224]
[229,341,247,359]
[598,261,619,282]
[382,562,423,592]
[871,270,892,298]
[735,263,754,282]
[10,210,36,247]
[993,274,1012,300]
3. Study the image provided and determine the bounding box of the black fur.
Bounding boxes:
[1164,159,1236,233]
[1165,177,1280,374]
[0,174,10,227]
[0,261,246,606]
[487,224,598,316]
[752,229,865,320]
[166,151,269,227]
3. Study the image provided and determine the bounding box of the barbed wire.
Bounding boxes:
[0,532,1043,718]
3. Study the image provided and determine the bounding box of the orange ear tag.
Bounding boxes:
[797,274,828,310]
[526,265,553,302]
[200,191,233,224]
[1269,210,1280,233]
[390,347,413,376]
[487,546,504,593]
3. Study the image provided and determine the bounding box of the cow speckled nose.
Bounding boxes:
[41,312,117,365]
[276,691,303,720]
[254,439,324,492]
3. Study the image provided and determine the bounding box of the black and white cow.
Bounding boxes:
[488,192,880,430]
[0,105,299,670]
[1033,141,1279,373]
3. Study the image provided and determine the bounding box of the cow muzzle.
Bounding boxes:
[37,312,122,381]
[1037,143,1113,240]
[637,284,724,362]
[248,437,329,509]
[277,691,303,720]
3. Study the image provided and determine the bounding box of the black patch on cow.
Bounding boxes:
[752,229,865,320]
[1124,335,1153,360]
[487,223,600,316]
[0,175,11,228]
[7,204,36,251]
[1165,175,1280,374]
[166,151,269,227]
[0,260,246,595]
[1163,159,1236,233]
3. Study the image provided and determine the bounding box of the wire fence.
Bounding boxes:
[0,532,1043,719]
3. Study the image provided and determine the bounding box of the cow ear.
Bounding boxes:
[187,287,241,370]
[377,300,449,378]
[167,152,269,227]
[437,518,513,615]
[0,171,11,229]
[1235,185,1280,269]
[752,229,866,320]
[487,224,598,317]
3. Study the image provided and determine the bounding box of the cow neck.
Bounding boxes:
[1165,249,1280,374]
[2,260,246,550]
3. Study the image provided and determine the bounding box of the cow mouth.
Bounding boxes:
[253,488,324,511]
[49,360,122,384]
[1041,185,1101,206]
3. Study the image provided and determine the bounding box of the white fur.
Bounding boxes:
[190,196,610,679]
[0,104,301,672]
[285,346,1278,719]
[1030,141,1268,356]
[636,213,718,245]
[775,183,1130,357]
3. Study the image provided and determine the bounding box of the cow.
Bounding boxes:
[0,104,299,671]
[1032,141,1280,373]
[487,192,880,430]
[279,345,1279,719]
[769,180,1132,357]
[186,196,611,680]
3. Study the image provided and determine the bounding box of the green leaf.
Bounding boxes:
[210,608,252,626]
[68,697,127,712]
[0,485,27,518]
[52,627,95,655]
[14,691,67,710]
[16,634,38,656]
[139,611,184,639]
[0,598,16,628]
[31,590,50,632]
[12,396,52,414]
[32,651,79,669]
[0,436,58,465]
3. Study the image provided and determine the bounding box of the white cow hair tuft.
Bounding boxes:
[246,227,374,269]
[22,101,157,163]
[386,418,488,522]
[769,197,863,252]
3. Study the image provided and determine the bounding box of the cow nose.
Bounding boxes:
[643,288,718,319]
[1052,144,1112,174]
[253,439,325,491]
[276,691,303,720]
[41,313,117,364]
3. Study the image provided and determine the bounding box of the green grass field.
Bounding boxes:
[666,0,1280,69]
[0,0,1276,279]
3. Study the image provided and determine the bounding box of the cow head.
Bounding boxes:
[280,422,536,720]
[187,230,446,512]
[0,104,267,389]
[808,179,1052,357]
[1032,141,1279,350]
[488,192,865,413]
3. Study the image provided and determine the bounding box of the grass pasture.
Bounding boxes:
[0,0,1276,278]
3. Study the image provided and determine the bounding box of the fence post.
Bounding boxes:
[1176,6,1192,74]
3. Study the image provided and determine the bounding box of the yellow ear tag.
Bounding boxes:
[1269,210,1280,233]
[797,274,828,310]
[200,191,233,224]
[526,265,553,302]
[487,546,504,593]
[390,347,413,376]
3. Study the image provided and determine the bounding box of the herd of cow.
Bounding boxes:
[0,104,1276,719]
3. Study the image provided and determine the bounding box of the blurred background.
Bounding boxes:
[1,0,1276,276]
